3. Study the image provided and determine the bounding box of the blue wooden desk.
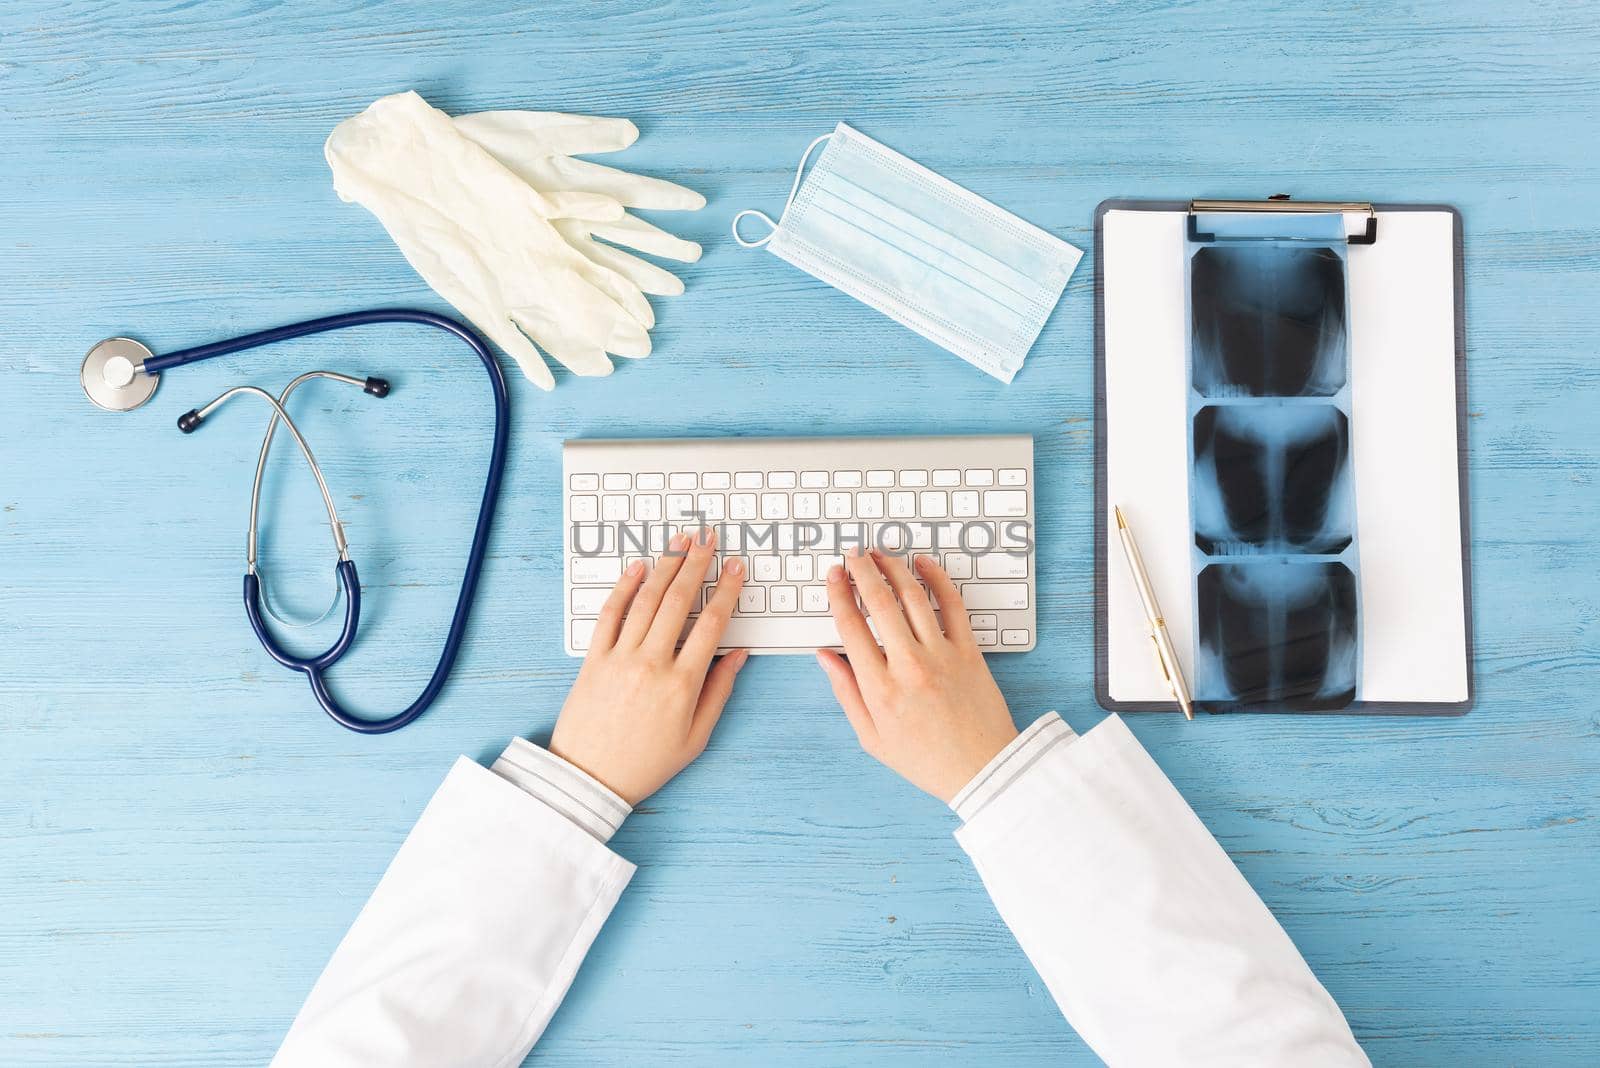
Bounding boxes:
[3,3,1597,1064]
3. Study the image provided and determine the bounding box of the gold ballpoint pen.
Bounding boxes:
[1114,506,1194,720]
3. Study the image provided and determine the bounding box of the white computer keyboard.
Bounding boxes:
[562,434,1036,656]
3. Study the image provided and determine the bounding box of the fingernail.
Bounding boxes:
[828,565,845,582]
[726,558,744,577]
[734,649,750,668]
[669,532,690,551]
[626,559,644,576]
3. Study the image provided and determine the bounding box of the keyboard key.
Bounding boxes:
[795,523,829,551]
[753,556,782,582]
[572,525,616,553]
[603,473,631,491]
[635,494,662,521]
[666,493,696,519]
[738,586,767,613]
[636,472,665,490]
[824,492,853,519]
[933,469,961,487]
[802,585,828,612]
[961,583,1029,610]
[768,471,797,489]
[736,471,763,489]
[693,493,722,521]
[571,557,623,584]
[965,469,994,486]
[670,472,698,490]
[730,493,757,520]
[771,585,798,612]
[888,491,917,518]
[819,554,844,575]
[983,490,1028,517]
[718,615,844,648]
[1000,468,1028,486]
[944,553,973,579]
[973,629,998,647]
[899,470,929,487]
[857,491,884,518]
[838,522,869,548]
[951,490,981,517]
[570,495,598,522]
[969,613,998,630]
[868,470,896,487]
[1002,629,1031,646]
[702,472,731,490]
[960,521,997,552]
[602,494,630,521]
[760,493,789,520]
[785,555,814,582]
[569,473,599,491]
[801,470,830,488]
[571,618,598,650]
[878,525,905,550]
[833,470,863,488]
[571,587,608,615]
[977,555,1029,579]
[920,491,948,518]
[793,492,821,519]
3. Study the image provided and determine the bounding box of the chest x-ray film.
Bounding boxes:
[1097,201,1472,715]
[1187,216,1360,710]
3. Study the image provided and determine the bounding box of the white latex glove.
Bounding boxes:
[453,110,705,296]
[325,91,654,389]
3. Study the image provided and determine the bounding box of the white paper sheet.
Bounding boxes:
[1104,208,1468,705]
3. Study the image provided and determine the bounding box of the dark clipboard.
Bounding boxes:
[1091,199,1475,716]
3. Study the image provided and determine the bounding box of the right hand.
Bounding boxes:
[814,550,1019,803]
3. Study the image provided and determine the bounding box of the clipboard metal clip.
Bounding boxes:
[1187,195,1377,245]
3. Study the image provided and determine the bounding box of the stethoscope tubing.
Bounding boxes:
[168,309,509,734]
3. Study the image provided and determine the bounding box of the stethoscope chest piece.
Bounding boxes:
[82,337,159,412]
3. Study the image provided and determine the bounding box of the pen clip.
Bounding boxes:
[1149,632,1172,682]
[1149,631,1184,704]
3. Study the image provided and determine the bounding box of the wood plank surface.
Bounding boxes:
[1,2,1596,1064]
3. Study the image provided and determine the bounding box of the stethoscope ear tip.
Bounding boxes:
[82,337,159,412]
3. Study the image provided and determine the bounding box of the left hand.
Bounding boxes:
[549,528,749,805]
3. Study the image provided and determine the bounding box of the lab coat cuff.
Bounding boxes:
[950,712,1078,823]
[492,738,632,844]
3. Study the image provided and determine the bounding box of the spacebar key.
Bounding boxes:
[717,616,845,649]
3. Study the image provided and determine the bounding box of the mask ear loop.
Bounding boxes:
[731,132,833,248]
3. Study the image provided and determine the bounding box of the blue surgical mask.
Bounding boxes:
[733,123,1080,383]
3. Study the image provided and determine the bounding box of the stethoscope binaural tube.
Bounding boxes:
[180,376,376,673]
[117,309,509,735]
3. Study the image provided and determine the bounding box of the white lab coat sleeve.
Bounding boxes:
[272,748,636,1068]
[953,713,1369,1068]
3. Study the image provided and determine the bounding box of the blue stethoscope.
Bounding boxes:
[80,309,509,734]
